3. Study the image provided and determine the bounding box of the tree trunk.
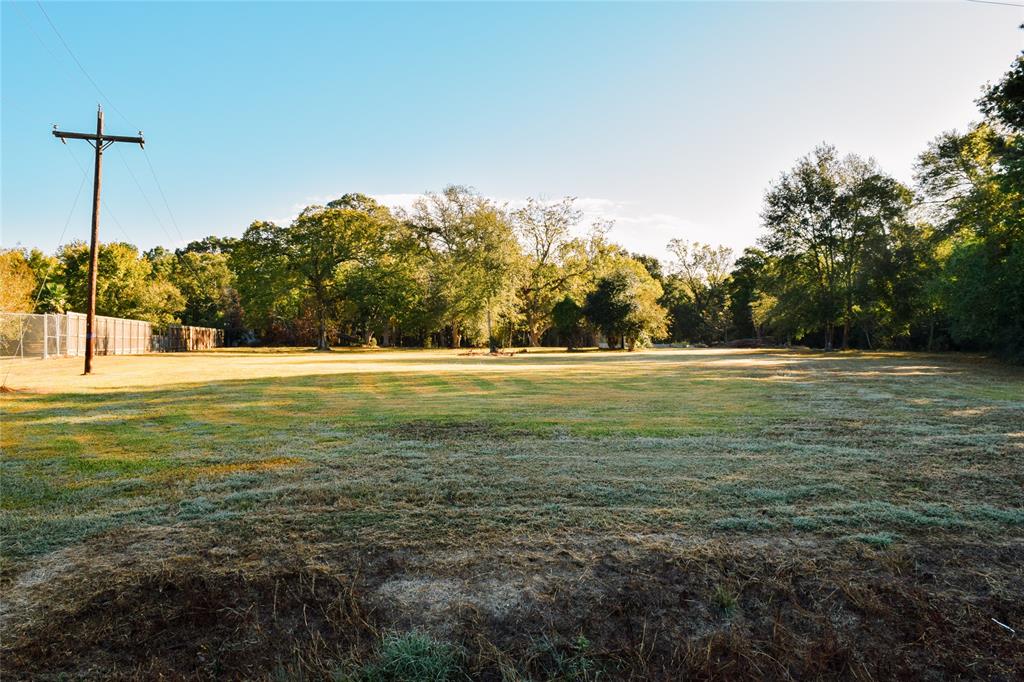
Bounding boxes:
[527,322,542,347]
[316,307,330,351]
[450,322,461,349]
[363,328,375,346]
[841,318,850,350]
[487,308,496,353]
[824,322,834,351]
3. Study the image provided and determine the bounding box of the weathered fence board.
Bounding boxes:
[151,325,224,352]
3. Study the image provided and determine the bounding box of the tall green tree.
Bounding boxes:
[24,248,65,313]
[979,47,1024,199]
[760,145,913,349]
[407,186,522,348]
[287,205,383,349]
[178,235,239,256]
[233,195,391,349]
[231,221,303,343]
[551,295,585,350]
[917,123,1023,358]
[171,252,241,331]
[727,248,770,339]
[666,240,734,344]
[583,258,667,350]
[513,197,598,346]
[337,225,431,346]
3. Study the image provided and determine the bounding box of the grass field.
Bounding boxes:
[1,348,1022,679]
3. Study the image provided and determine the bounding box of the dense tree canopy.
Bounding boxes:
[58,241,184,326]
[664,240,734,345]
[584,257,667,350]
[758,146,914,349]
[513,198,599,346]
[406,186,523,348]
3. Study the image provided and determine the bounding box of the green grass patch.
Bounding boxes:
[1,348,1022,570]
[352,632,465,682]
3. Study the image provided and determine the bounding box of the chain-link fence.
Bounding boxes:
[1,312,152,359]
[0,313,68,359]
[1,312,225,359]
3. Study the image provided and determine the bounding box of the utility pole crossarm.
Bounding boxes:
[53,129,144,147]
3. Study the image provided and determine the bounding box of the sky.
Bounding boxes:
[2,1,1022,262]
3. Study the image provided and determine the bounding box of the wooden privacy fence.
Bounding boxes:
[66,312,152,356]
[0,312,223,359]
[151,324,224,352]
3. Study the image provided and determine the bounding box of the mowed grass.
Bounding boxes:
[1,347,1023,574]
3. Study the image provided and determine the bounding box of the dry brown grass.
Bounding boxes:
[1,348,1022,679]
[3,525,1021,680]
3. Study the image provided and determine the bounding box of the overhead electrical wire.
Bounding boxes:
[31,1,196,255]
[1,150,89,388]
[142,149,191,248]
[28,0,209,287]
[62,144,137,246]
[965,0,1024,8]
[34,0,138,130]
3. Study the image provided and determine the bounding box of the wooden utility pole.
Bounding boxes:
[53,106,144,374]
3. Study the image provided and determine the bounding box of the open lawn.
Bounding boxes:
[1,348,1022,679]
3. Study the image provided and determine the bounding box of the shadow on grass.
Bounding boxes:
[2,348,1021,576]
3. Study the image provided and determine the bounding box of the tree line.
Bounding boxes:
[2,47,1020,359]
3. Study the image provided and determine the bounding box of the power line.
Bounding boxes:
[64,144,136,245]
[142,149,190,247]
[8,4,133,249]
[53,108,146,375]
[71,144,208,292]
[31,1,196,256]
[115,147,209,284]
[24,3,211,375]
[34,1,137,129]
[9,0,79,89]
[44,149,90,263]
[965,0,1024,7]
[1,157,89,388]
[115,146,180,250]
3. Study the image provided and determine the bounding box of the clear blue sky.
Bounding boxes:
[2,1,1021,260]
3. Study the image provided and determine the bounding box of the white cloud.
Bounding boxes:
[368,193,428,213]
